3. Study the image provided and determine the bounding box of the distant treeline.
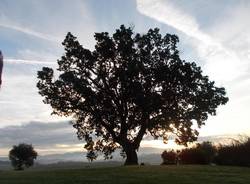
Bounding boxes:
[161,137,250,167]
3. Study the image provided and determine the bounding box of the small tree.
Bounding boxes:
[37,25,228,165]
[86,150,97,162]
[9,143,38,170]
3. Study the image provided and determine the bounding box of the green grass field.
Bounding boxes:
[1,165,250,184]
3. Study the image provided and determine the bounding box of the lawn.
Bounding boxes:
[1,165,250,184]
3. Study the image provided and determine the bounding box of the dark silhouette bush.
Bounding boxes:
[161,150,177,165]
[215,137,250,167]
[179,142,215,165]
[161,139,250,166]
[161,142,216,165]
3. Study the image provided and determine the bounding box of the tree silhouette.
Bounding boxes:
[86,150,98,162]
[161,150,177,165]
[37,25,228,165]
[9,143,38,170]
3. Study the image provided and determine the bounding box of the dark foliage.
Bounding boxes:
[161,142,216,165]
[9,143,38,170]
[215,137,250,166]
[161,150,177,165]
[179,142,216,164]
[86,150,98,162]
[37,25,228,165]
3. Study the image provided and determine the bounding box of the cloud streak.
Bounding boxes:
[0,22,61,43]
[136,0,246,82]
[0,11,61,43]
[137,0,213,44]
[5,58,57,66]
[136,0,250,137]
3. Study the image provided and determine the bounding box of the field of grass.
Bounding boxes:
[1,165,250,184]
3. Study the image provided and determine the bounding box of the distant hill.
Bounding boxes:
[0,150,162,170]
[37,152,87,164]
[1,135,238,169]
[0,160,11,170]
[23,146,164,165]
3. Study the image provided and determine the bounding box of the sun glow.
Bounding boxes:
[141,139,185,150]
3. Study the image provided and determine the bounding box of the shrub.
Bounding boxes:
[161,150,177,165]
[179,142,215,165]
[215,137,250,166]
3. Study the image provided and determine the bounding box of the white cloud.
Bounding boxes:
[0,1,98,129]
[0,59,69,127]
[136,0,248,83]
[0,121,80,156]
[136,0,250,136]
[136,0,212,44]
[0,0,101,130]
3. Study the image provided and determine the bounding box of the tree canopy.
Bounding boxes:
[37,25,228,165]
[9,143,38,170]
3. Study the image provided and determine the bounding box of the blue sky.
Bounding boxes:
[0,0,250,156]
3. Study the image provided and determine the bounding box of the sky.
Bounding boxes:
[0,0,250,157]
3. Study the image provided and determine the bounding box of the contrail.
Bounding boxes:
[136,0,243,82]
[0,22,61,43]
[136,0,215,46]
[5,58,57,66]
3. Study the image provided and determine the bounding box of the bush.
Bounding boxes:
[179,142,216,165]
[215,137,250,166]
[161,138,250,166]
[161,150,177,165]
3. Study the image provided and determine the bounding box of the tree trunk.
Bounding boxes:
[15,163,23,171]
[124,146,138,165]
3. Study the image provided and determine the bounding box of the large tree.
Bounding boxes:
[37,25,228,165]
